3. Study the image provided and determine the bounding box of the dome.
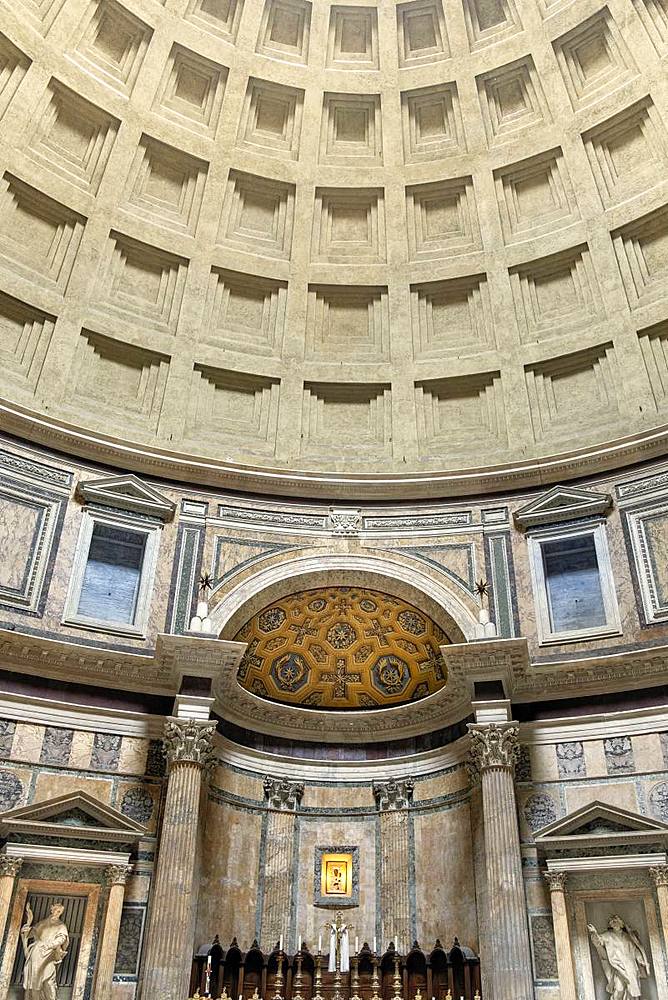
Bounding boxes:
[1,0,667,498]
[234,586,448,710]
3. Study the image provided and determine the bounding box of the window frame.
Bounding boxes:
[63,507,161,638]
[528,520,621,645]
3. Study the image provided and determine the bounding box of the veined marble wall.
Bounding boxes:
[0,715,163,1000]
[196,761,476,957]
[519,721,668,997]
[0,436,667,664]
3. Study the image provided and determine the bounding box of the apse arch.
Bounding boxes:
[209,550,479,643]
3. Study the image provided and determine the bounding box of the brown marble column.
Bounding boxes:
[544,871,577,1000]
[95,863,132,1000]
[468,723,534,1000]
[140,718,216,1000]
[650,865,668,952]
[0,856,22,945]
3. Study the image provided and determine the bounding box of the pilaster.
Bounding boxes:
[544,871,577,1000]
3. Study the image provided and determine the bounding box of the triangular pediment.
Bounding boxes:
[0,790,146,843]
[535,800,668,851]
[77,475,175,521]
[513,485,612,530]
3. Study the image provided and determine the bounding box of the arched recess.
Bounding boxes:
[208,550,478,643]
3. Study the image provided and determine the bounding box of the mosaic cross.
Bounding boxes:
[321,658,362,700]
[288,617,318,645]
[363,618,392,646]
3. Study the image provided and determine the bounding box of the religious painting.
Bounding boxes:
[321,853,353,898]
[314,846,359,909]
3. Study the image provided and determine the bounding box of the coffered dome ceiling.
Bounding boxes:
[0,0,667,497]
[234,587,449,710]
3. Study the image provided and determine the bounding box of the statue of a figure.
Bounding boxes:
[325,911,351,974]
[588,915,650,1000]
[21,902,69,1000]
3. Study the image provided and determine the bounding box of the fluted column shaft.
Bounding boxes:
[650,866,668,954]
[140,718,216,1000]
[95,864,131,1000]
[469,723,534,1000]
[0,857,22,946]
[544,872,577,1000]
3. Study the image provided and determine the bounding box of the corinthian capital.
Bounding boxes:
[105,864,132,886]
[164,718,216,770]
[650,865,668,888]
[0,855,23,878]
[468,723,520,775]
[373,778,415,811]
[544,870,568,892]
[263,776,304,811]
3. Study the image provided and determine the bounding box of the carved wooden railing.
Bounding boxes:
[190,941,482,1000]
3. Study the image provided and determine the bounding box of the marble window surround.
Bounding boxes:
[62,506,162,639]
[526,520,621,646]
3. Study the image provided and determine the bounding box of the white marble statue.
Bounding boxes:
[21,901,69,1000]
[588,914,650,1000]
[326,911,351,973]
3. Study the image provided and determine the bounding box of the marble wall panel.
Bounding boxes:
[118,737,148,775]
[302,783,374,810]
[69,730,95,769]
[564,781,638,814]
[196,798,263,948]
[33,770,114,803]
[0,765,31,809]
[413,803,478,950]
[212,765,264,802]
[116,780,160,833]
[11,722,44,762]
[295,815,377,952]
[412,765,468,801]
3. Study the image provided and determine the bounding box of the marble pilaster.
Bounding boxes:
[140,718,216,1000]
[544,871,577,1000]
[650,866,668,955]
[0,857,22,946]
[469,723,534,1000]
[95,864,132,1000]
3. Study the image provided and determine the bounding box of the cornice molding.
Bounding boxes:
[1,396,667,501]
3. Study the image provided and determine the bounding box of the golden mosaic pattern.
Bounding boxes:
[235,587,448,710]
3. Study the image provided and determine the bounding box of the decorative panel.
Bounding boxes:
[625,501,668,624]
[0,476,65,615]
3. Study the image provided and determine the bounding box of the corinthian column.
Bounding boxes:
[140,718,216,1000]
[544,871,576,1000]
[468,723,534,1000]
[95,864,132,1000]
[0,856,22,944]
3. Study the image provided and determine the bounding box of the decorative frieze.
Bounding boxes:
[164,718,217,770]
[373,778,414,811]
[263,776,304,811]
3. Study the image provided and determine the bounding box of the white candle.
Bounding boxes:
[298,935,302,951]
[355,936,359,954]
[373,936,377,954]
[279,934,283,952]
[318,934,322,954]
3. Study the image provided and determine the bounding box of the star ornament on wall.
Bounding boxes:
[475,579,489,603]
[198,573,214,596]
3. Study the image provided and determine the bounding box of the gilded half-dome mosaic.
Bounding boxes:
[235,587,448,710]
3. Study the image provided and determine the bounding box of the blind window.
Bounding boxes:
[542,533,607,634]
[77,523,147,624]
